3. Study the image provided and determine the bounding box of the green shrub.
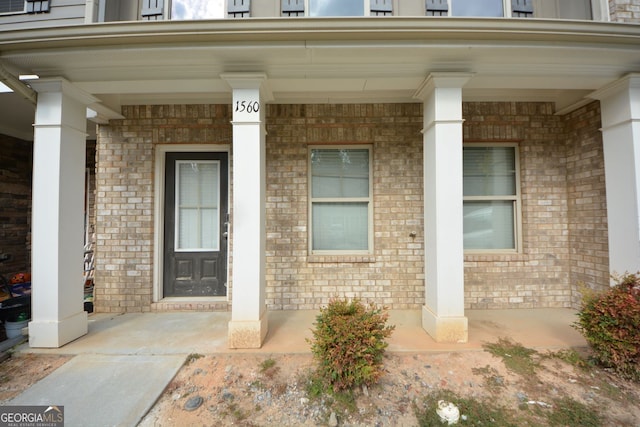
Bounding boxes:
[308,298,395,392]
[573,273,640,381]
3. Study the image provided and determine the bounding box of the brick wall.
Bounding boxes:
[265,104,425,310]
[0,135,32,276]
[94,101,609,312]
[609,0,640,22]
[462,102,573,309]
[94,105,232,312]
[564,101,610,305]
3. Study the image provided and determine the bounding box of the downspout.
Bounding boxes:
[0,63,37,105]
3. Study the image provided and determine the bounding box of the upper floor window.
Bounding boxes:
[171,0,224,19]
[427,0,534,18]
[309,0,363,17]
[0,0,24,14]
[283,0,392,17]
[452,0,504,17]
[0,0,49,14]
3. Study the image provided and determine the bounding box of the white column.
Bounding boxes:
[222,73,272,348]
[589,74,640,278]
[28,78,96,348]
[414,73,472,343]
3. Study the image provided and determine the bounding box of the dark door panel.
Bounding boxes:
[164,152,228,297]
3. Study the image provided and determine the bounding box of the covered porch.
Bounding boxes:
[0,18,639,349]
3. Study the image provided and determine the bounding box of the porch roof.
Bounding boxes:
[0,17,639,139]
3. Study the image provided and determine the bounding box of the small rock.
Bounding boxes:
[300,397,309,405]
[221,389,234,401]
[516,392,528,402]
[193,368,203,376]
[184,395,203,411]
[328,411,338,427]
[362,384,369,397]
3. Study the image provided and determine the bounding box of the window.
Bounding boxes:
[309,146,372,254]
[452,0,504,17]
[426,0,536,17]
[309,0,364,16]
[463,144,521,252]
[0,0,24,14]
[170,0,225,19]
[175,161,220,251]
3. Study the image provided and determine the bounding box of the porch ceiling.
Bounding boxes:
[1,18,639,140]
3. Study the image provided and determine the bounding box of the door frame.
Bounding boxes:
[153,144,231,303]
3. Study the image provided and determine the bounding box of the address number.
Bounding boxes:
[235,100,260,113]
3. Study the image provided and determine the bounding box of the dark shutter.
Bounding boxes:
[141,0,164,20]
[371,0,392,16]
[282,0,303,17]
[26,0,49,13]
[426,0,448,16]
[511,0,533,17]
[228,0,250,18]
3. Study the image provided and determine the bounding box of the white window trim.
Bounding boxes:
[308,144,374,255]
[463,142,523,254]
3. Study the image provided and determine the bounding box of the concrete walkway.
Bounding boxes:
[7,308,586,426]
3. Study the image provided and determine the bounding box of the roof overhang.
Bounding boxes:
[1,18,639,139]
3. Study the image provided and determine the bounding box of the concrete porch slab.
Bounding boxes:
[18,308,586,356]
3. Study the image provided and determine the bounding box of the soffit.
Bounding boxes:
[0,18,638,122]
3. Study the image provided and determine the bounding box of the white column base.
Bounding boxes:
[228,308,268,349]
[422,305,468,343]
[28,310,88,348]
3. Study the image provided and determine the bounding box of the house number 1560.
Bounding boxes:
[235,100,260,113]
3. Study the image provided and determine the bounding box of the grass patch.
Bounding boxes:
[414,389,519,426]
[186,353,203,364]
[546,348,592,371]
[547,397,602,427]
[471,364,506,393]
[484,337,540,377]
[259,358,276,372]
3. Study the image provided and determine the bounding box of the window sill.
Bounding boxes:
[464,253,526,262]
[307,255,376,264]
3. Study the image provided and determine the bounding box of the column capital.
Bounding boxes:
[28,77,98,106]
[221,72,274,102]
[588,73,640,102]
[413,72,474,101]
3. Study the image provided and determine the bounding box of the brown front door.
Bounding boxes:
[163,152,228,297]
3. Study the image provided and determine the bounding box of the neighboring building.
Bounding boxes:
[0,0,639,348]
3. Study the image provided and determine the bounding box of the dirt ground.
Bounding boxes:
[1,344,639,426]
[138,346,640,426]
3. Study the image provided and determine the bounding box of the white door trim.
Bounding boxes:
[153,144,231,303]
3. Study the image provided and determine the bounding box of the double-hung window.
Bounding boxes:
[309,146,373,254]
[463,144,521,252]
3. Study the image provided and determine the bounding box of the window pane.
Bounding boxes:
[463,147,516,196]
[311,149,369,198]
[179,208,199,249]
[452,0,504,16]
[172,0,224,19]
[463,201,515,250]
[201,208,218,250]
[313,202,368,250]
[309,0,364,16]
[176,160,220,250]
